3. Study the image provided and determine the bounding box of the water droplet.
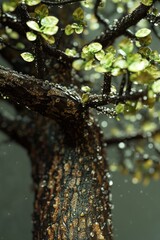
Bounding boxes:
[109,180,113,186]
[40,180,47,188]
[118,142,126,149]
[90,232,95,237]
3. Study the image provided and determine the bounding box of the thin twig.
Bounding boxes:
[95,3,154,47]
[41,0,84,5]
[87,90,149,108]
[102,73,111,96]
[94,0,109,29]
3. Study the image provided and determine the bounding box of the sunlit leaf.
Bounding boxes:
[74,25,84,34]
[115,103,125,114]
[26,21,41,32]
[65,25,74,35]
[152,80,160,93]
[87,42,102,53]
[81,93,90,104]
[135,28,151,38]
[25,0,41,6]
[41,26,58,35]
[41,34,55,44]
[72,59,84,70]
[141,0,153,6]
[65,48,77,57]
[119,38,134,54]
[41,16,59,27]
[95,50,105,61]
[21,52,34,62]
[81,86,91,92]
[26,31,37,41]
[128,59,149,72]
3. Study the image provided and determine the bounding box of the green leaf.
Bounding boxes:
[73,7,84,21]
[95,50,105,61]
[119,38,134,54]
[72,59,84,70]
[100,52,115,68]
[128,59,149,72]
[113,59,127,69]
[35,4,49,18]
[135,28,151,38]
[141,0,153,6]
[65,48,77,57]
[95,65,108,73]
[26,31,37,41]
[75,25,84,34]
[25,0,41,6]
[41,34,55,44]
[130,66,160,84]
[41,26,58,35]
[111,68,123,76]
[152,80,160,93]
[41,16,59,27]
[81,93,89,104]
[26,21,41,32]
[81,86,91,92]
[65,25,74,35]
[2,2,17,12]
[21,52,34,62]
[87,42,102,53]
[84,59,94,70]
[115,103,125,114]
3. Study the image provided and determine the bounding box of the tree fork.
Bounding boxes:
[29,117,113,240]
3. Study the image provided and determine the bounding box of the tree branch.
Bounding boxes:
[86,90,149,108]
[94,0,109,28]
[96,3,153,47]
[0,65,82,121]
[41,0,84,5]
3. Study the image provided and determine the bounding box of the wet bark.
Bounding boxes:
[29,116,113,240]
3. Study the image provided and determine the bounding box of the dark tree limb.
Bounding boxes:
[41,0,84,6]
[102,73,112,96]
[96,3,154,47]
[86,90,149,108]
[0,65,82,121]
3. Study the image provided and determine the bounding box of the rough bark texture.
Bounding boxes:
[0,66,82,121]
[27,116,113,240]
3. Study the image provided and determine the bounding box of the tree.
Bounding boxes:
[0,0,160,239]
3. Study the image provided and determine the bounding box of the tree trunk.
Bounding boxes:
[29,116,113,240]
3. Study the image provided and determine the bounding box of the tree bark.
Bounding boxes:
[29,117,113,240]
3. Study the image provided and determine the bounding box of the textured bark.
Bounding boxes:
[0,65,81,121]
[28,116,113,240]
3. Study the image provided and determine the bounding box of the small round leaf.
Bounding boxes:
[26,21,41,32]
[141,0,153,6]
[135,28,151,38]
[26,31,37,41]
[21,52,34,62]
[25,0,41,6]
[41,16,59,27]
